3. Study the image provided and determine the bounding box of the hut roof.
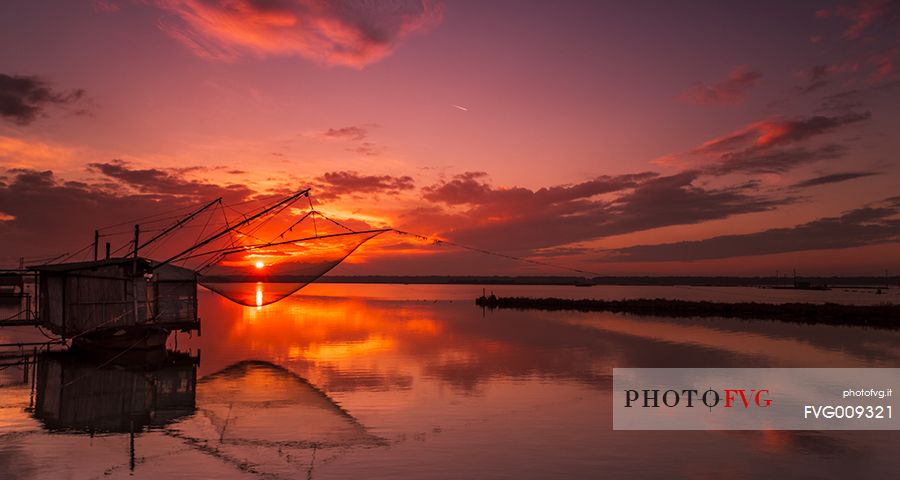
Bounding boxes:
[28,257,195,278]
[28,257,151,273]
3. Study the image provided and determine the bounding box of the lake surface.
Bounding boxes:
[1,284,899,479]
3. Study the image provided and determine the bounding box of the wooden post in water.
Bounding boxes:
[132,225,140,262]
[129,420,135,472]
[93,230,99,261]
[29,347,36,410]
[132,225,140,324]
[105,242,111,259]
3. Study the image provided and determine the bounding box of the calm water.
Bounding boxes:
[1,284,899,479]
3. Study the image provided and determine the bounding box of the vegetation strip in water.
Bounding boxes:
[475,296,900,328]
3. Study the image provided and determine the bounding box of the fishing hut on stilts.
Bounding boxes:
[9,188,389,349]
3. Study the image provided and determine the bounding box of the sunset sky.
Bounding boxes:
[1,0,899,275]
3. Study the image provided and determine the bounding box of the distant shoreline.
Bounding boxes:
[475,296,900,329]
[313,275,897,287]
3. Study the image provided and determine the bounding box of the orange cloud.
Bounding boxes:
[693,112,870,154]
[153,0,443,67]
[0,136,75,170]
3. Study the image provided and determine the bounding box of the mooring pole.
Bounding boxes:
[129,420,135,472]
[29,347,36,410]
[132,225,140,324]
[93,230,99,261]
[132,225,140,263]
[105,242,111,259]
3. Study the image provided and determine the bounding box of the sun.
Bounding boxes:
[254,260,265,269]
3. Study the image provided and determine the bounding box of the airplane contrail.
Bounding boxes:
[452,104,469,111]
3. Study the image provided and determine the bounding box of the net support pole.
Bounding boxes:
[155,188,310,270]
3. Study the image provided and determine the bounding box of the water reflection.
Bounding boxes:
[169,360,384,449]
[185,288,900,394]
[0,284,899,478]
[33,349,198,433]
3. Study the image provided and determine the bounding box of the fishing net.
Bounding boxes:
[197,230,384,306]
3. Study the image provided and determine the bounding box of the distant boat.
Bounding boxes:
[771,280,830,291]
[0,271,24,305]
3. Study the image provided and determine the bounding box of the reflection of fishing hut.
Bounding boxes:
[30,257,198,348]
[33,349,198,433]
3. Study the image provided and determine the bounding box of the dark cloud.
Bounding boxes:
[0,74,85,125]
[821,78,900,112]
[710,144,848,175]
[610,200,900,262]
[694,112,870,154]
[791,171,881,188]
[598,171,789,234]
[422,171,656,208]
[678,65,762,105]
[415,171,789,251]
[350,142,381,156]
[153,0,443,67]
[88,159,252,200]
[794,61,861,95]
[0,169,237,260]
[323,126,367,141]
[316,171,415,198]
[796,65,837,94]
[689,112,870,174]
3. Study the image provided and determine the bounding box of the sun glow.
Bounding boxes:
[255,260,265,269]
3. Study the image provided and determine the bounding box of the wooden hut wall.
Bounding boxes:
[36,259,199,336]
[39,274,65,333]
[152,264,198,329]
[62,265,151,335]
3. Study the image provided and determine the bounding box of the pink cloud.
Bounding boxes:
[692,112,870,155]
[91,0,120,13]
[678,65,762,106]
[867,44,899,82]
[152,0,443,67]
[818,0,898,40]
